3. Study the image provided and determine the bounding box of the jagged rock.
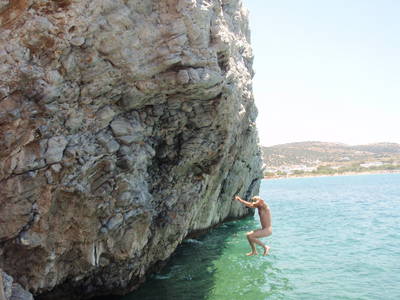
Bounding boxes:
[70,37,85,47]
[110,119,134,137]
[96,133,120,154]
[1,270,34,300]
[0,0,262,299]
[45,136,68,164]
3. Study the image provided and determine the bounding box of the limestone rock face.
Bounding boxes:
[0,0,262,298]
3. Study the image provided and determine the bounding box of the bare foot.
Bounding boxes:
[246,251,258,256]
[263,246,270,256]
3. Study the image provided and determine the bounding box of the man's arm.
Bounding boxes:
[234,196,254,208]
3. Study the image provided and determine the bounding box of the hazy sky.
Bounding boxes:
[243,0,400,146]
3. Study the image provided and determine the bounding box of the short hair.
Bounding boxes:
[251,196,261,201]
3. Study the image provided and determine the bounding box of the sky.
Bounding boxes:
[242,0,400,146]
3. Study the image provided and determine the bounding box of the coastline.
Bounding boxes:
[264,169,400,180]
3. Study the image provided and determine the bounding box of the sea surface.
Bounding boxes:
[115,173,400,300]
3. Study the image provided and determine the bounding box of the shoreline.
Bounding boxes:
[264,169,400,180]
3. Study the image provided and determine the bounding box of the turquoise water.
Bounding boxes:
[116,174,400,300]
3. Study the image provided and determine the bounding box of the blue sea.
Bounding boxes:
[116,173,400,300]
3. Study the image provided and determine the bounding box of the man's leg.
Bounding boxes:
[246,231,258,256]
[249,228,272,256]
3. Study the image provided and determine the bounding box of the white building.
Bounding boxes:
[360,162,384,168]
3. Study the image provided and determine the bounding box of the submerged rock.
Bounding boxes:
[0,0,262,299]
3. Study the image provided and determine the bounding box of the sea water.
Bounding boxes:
[115,173,400,300]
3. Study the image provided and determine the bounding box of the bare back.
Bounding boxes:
[257,201,272,229]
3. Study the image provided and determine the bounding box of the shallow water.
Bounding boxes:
[115,173,400,300]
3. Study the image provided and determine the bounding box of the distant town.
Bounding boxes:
[261,142,400,178]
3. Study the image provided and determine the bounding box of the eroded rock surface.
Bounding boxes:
[0,0,262,298]
[1,270,34,300]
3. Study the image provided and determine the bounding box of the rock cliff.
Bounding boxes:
[0,0,262,299]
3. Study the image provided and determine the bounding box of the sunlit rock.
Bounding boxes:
[0,0,262,299]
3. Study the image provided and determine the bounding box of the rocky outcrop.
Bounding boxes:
[0,0,262,299]
[0,270,34,300]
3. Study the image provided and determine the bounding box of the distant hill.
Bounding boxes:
[350,143,400,154]
[261,141,400,171]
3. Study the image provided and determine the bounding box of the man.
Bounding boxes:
[234,195,272,256]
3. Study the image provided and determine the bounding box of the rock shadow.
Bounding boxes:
[95,217,255,300]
